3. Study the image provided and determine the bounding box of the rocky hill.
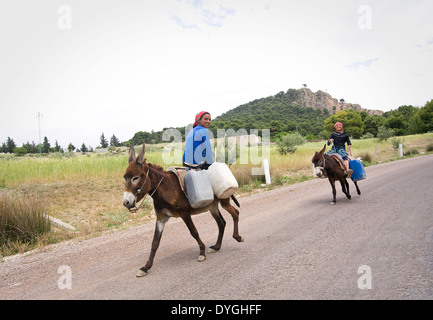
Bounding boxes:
[209,87,383,139]
[287,88,383,116]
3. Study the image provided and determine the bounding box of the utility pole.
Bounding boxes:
[38,112,43,156]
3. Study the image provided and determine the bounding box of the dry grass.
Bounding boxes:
[0,191,51,256]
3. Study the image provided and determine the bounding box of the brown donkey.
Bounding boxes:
[123,142,243,277]
[311,144,361,204]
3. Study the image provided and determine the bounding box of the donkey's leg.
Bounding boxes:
[220,198,243,243]
[137,215,169,277]
[182,214,206,262]
[346,179,352,198]
[329,179,337,204]
[341,178,351,200]
[208,204,226,253]
[353,181,361,195]
[340,178,352,200]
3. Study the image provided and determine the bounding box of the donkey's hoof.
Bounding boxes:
[198,255,206,262]
[234,235,244,242]
[136,268,147,277]
[208,246,219,253]
[330,201,336,205]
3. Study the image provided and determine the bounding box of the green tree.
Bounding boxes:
[407,110,426,134]
[23,141,37,153]
[323,110,364,138]
[6,137,16,153]
[110,134,121,147]
[383,105,417,135]
[53,140,62,152]
[129,131,151,146]
[384,114,405,136]
[67,143,75,152]
[418,99,433,132]
[42,137,50,153]
[100,133,109,148]
[363,115,384,136]
[80,143,88,153]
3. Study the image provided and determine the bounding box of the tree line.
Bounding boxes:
[124,98,432,149]
[323,99,433,140]
[0,133,122,155]
[2,99,432,155]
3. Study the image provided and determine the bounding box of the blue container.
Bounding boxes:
[349,159,366,181]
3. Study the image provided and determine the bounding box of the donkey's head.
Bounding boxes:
[311,144,327,178]
[123,142,151,210]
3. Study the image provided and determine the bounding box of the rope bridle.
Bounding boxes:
[130,168,164,213]
[321,154,327,168]
[314,154,327,170]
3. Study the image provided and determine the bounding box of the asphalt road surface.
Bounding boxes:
[1,155,432,300]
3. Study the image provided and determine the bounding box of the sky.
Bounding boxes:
[1,0,432,150]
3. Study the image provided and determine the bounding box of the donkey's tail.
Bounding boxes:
[231,195,240,208]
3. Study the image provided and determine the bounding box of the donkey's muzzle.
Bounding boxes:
[314,166,327,178]
[123,192,136,209]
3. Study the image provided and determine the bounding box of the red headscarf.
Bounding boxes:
[193,111,210,127]
[334,122,343,129]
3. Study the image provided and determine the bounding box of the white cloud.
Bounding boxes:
[346,58,380,70]
[168,0,235,31]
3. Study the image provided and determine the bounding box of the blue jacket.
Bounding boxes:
[182,125,214,165]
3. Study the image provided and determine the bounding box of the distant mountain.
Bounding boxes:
[209,88,383,138]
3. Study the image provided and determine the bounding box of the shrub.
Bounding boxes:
[231,165,251,186]
[0,192,51,256]
[356,152,372,164]
[377,125,394,142]
[404,148,419,156]
[13,147,27,156]
[277,132,305,155]
[361,132,375,139]
[305,134,317,141]
[390,137,403,151]
[426,143,433,152]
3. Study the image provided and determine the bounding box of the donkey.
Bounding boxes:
[311,144,361,204]
[123,142,244,277]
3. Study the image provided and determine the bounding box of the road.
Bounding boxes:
[1,155,432,300]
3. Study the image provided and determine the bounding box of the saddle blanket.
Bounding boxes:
[329,153,346,172]
[166,166,189,195]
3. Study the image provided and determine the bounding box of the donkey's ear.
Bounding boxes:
[311,152,318,163]
[320,144,326,154]
[128,145,136,164]
[136,142,146,165]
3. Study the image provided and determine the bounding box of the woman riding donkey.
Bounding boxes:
[183,111,214,169]
[327,121,353,179]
